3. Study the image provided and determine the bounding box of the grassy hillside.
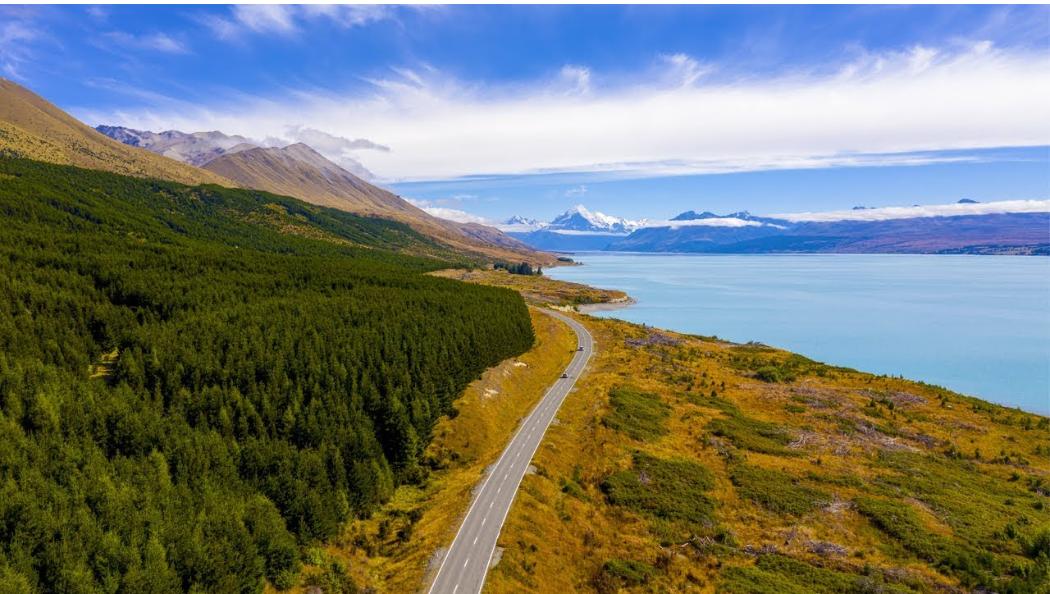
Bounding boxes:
[430,268,628,307]
[0,79,233,187]
[202,143,552,266]
[447,274,1050,594]
[0,157,535,593]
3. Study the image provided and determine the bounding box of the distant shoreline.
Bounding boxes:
[576,296,636,314]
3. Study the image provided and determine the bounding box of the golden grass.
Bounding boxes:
[0,84,233,187]
[448,273,1050,594]
[429,268,627,307]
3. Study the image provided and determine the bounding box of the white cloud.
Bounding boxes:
[559,65,591,94]
[774,199,1050,223]
[422,206,491,225]
[264,125,388,178]
[102,31,188,54]
[92,42,1050,182]
[564,185,587,197]
[85,6,109,22]
[301,5,391,28]
[404,198,491,224]
[643,217,771,229]
[547,229,630,236]
[230,5,296,36]
[202,5,392,40]
[282,125,389,153]
[0,19,38,79]
[660,53,712,87]
[497,222,546,233]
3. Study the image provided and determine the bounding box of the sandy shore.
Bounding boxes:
[576,296,636,314]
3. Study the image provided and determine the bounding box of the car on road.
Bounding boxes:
[561,373,569,378]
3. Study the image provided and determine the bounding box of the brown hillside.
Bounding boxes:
[0,79,234,187]
[205,143,551,264]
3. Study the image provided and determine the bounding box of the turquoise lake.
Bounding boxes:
[547,253,1050,414]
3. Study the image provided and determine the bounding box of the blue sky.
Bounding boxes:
[2,5,1048,222]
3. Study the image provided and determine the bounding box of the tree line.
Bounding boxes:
[494,261,542,275]
[0,158,534,592]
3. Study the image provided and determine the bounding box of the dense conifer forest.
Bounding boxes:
[0,158,534,592]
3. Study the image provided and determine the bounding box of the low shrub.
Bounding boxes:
[603,386,670,441]
[730,464,831,516]
[594,558,658,592]
[708,413,797,456]
[721,554,920,594]
[601,452,716,534]
[854,496,1008,588]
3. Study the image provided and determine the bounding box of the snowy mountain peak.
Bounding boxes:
[95,125,257,167]
[549,204,641,234]
[504,215,540,226]
[497,204,643,234]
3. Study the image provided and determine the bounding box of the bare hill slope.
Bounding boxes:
[0,79,233,187]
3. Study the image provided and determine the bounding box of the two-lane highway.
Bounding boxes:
[427,308,593,594]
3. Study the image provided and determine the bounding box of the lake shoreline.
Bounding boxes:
[549,252,1050,415]
[576,295,636,313]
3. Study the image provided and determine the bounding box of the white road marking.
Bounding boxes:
[427,310,592,594]
[463,559,469,568]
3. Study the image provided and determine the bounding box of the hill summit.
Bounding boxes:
[0,79,232,186]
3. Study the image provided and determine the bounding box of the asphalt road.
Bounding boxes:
[426,308,593,594]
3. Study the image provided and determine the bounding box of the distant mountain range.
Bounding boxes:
[95,125,257,167]
[503,202,1050,255]
[495,205,643,251]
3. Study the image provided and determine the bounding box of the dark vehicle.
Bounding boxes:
[561,373,569,379]
[577,346,584,351]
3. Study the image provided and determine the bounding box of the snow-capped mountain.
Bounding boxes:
[498,215,545,232]
[504,215,540,226]
[96,126,257,167]
[503,200,1050,255]
[499,205,642,235]
[498,205,645,250]
[547,204,642,234]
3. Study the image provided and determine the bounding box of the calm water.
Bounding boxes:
[547,253,1050,414]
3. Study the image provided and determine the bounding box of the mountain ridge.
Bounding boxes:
[0,79,234,187]
[95,125,256,166]
[96,120,548,264]
[504,203,1050,254]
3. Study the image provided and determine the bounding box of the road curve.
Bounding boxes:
[426,308,593,594]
